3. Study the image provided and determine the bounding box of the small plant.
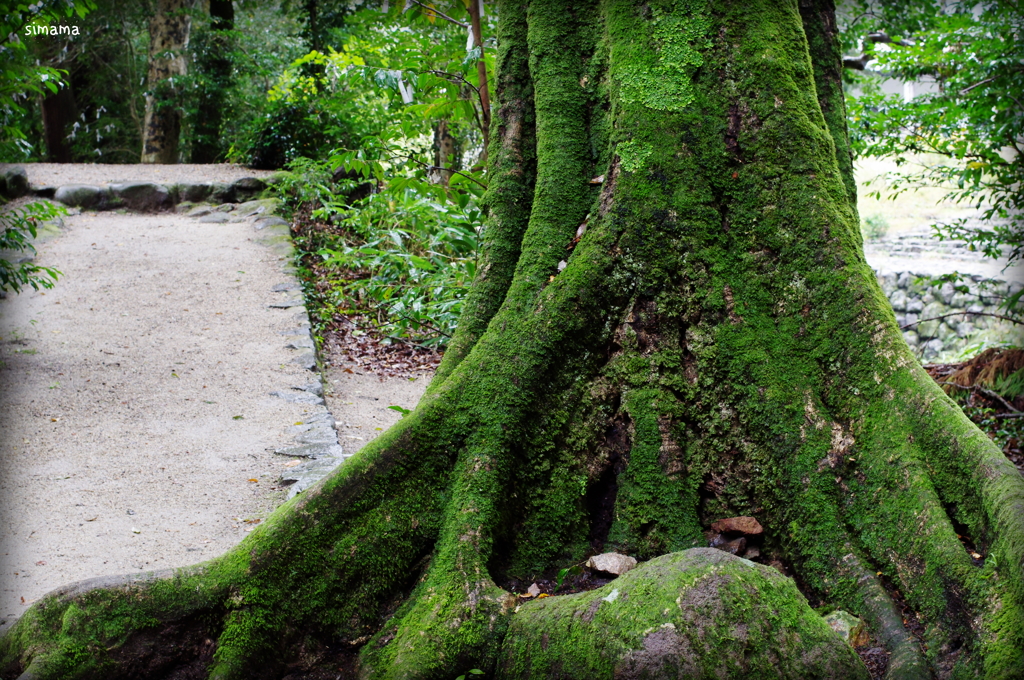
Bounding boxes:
[860,214,889,241]
[1,201,64,293]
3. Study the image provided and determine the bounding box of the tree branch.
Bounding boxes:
[900,311,1022,330]
[405,0,468,28]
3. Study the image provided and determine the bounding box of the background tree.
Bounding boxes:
[3,1,1024,678]
[140,0,194,163]
[189,0,235,163]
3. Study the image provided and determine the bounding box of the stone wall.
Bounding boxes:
[875,270,1023,359]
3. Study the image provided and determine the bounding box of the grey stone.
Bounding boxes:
[957,322,976,338]
[902,330,920,346]
[269,390,324,406]
[939,281,956,305]
[54,184,110,209]
[274,442,344,459]
[215,203,235,213]
[1,166,30,198]
[888,289,907,312]
[294,381,323,396]
[109,182,172,212]
[231,176,266,201]
[300,411,336,428]
[254,216,289,230]
[186,205,213,217]
[279,325,312,335]
[270,298,305,308]
[897,272,912,289]
[921,338,944,359]
[31,185,57,198]
[199,212,230,224]
[296,429,337,445]
[272,282,301,292]
[917,302,946,338]
[967,303,984,314]
[208,182,235,203]
[903,312,919,327]
[176,183,213,203]
[280,456,346,498]
[292,352,316,370]
[906,297,924,314]
[286,337,314,350]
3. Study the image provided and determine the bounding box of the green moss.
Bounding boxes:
[497,549,869,678]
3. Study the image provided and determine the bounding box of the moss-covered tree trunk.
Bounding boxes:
[4,0,1023,678]
[140,0,193,164]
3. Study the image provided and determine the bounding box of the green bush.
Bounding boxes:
[860,214,889,240]
[1,201,63,293]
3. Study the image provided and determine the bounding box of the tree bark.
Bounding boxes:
[4,1,1024,678]
[190,0,234,164]
[140,0,193,164]
[40,85,77,163]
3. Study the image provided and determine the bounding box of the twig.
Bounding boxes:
[936,380,1022,414]
[402,155,488,189]
[901,311,1021,330]
[406,0,468,28]
[959,77,996,95]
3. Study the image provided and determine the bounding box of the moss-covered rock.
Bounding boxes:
[497,549,869,679]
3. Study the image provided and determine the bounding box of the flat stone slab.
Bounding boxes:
[272,282,302,292]
[286,337,314,350]
[274,442,345,459]
[270,299,305,308]
[254,216,289,230]
[280,456,346,499]
[199,213,230,224]
[269,390,324,406]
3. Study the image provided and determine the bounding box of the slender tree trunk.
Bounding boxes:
[433,119,457,186]
[40,85,77,163]
[4,1,1024,678]
[190,0,234,164]
[141,0,193,164]
[468,0,491,166]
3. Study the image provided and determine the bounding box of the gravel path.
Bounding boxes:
[0,163,275,188]
[0,165,429,631]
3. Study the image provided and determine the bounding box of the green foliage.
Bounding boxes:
[860,214,889,240]
[0,201,64,293]
[0,1,96,161]
[313,166,482,346]
[844,1,1023,311]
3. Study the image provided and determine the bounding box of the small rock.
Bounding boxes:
[274,442,344,459]
[286,337,314,350]
[824,610,869,647]
[280,456,346,498]
[270,298,305,308]
[254,216,289,230]
[292,353,317,370]
[527,583,541,597]
[744,546,761,560]
[272,282,301,292]
[231,176,266,200]
[198,213,230,224]
[186,205,213,217]
[294,381,323,397]
[585,552,638,576]
[269,390,324,406]
[176,183,213,203]
[710,516,763,535]
[710,535,747,555]
[209,182,235,204]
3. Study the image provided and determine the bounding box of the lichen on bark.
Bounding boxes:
[3,0,1024,678]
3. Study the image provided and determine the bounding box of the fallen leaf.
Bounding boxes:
[233,415,244,420]
[537,593,550,599]
[85,516,98,522]
[527,583,541,597]
[35,560,46,566]
[248,478,259,483]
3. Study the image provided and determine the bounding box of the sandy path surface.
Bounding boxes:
[0,207,319,629]
[0,163,275,188]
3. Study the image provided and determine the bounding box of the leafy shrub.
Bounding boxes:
[1,201,63,292]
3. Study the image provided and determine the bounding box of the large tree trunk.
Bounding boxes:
[3,1,1023,678]
[140,0,193,164]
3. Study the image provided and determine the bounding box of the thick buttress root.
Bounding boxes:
[4,0,1024,678]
